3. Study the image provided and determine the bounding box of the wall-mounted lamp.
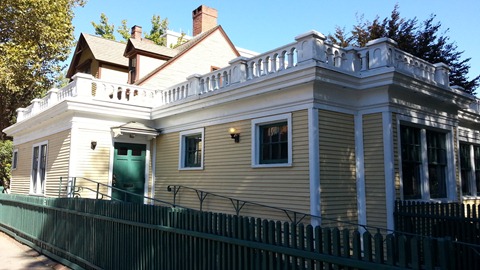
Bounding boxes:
[229,127,240,143]
[91,141,97,150]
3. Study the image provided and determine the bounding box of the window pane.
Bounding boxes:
[426,131,447,198]
[32,146,39,192]
[12,151,18,169]
[475,146,480,196]
[118,148,128,155]
[400,126,422,199]
[184,134,202,167]
[132,149,142,156]
[460,144,472,195]
[260,122,288,164]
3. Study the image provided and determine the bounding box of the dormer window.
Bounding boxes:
[129,57,137,84]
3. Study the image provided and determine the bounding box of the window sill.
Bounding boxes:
[402,198,454,203]
[28,193,45,197]
[462,195,480,199]
[252,163,292,168]
[178,167,204,171]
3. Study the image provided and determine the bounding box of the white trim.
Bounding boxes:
[144,145,151,204]
[107,140,114,198]
[420,128,429,199]
[160,102,310,134]
[382,112,395,232]
[11,149,18,170]
[446,128,456,201]
[308,108,321,226]
[355,113,366,232]
[68,124,78,180]
[150,138,157,203]
[251,113,292,168]
[30,140,48,196]
[178,128,205,170]
[397,120,454,202]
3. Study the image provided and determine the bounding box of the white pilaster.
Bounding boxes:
[382,111,395,232]
[308,107,321,226]
[355,113,367,233]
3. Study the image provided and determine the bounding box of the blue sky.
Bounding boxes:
[72,0,480,81]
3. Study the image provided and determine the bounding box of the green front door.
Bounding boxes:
[112,142,146,203]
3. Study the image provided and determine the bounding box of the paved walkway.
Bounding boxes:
[0,231,69,270]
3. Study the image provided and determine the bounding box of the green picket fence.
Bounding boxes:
[0,194,457,270]
[394,200,480,269]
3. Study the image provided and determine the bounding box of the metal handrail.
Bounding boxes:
[59,177,184,209]
[167,184,385,233]
[57,177,394,234]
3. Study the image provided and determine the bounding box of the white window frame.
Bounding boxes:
[11,149,18,170]
[30,141,48,195]
[178,128,204,170]
[251,113,292,168]
[398,123,454,201]
[459,143,480,198]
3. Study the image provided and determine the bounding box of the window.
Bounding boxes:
[31,142,48,195]
[179,128,204,170]
[400,125,448,200]
[12,149,18,170]
[460,143,480,196]
[252,114,292,167]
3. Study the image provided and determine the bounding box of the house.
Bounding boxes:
[4,5,480,232]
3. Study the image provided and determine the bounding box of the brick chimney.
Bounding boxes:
[131,25,142,39]
[192,5,218,36]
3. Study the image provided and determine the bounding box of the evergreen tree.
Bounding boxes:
[327,5,479,94]
[117,19,130,42]
[91,13,115,40]
[144,15,169,46]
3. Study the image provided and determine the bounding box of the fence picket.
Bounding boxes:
[2,195,476,270]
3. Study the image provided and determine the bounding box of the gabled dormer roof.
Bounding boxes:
[66,33,128,78]
[124,38,179,60]
[135,25,240,86]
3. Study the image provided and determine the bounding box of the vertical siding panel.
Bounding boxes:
[363,113,387,229]
[155,110,310,222]
[318,110,357,228]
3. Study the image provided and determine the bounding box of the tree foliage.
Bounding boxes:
[0,140,13,190]
[91,13,187,47]
[144,15,169,46]
[91,13,115,40]
[327,5,479,94]
[0,0,86,140]
[117,19,130,41]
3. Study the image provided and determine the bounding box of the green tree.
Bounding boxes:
[327,5,479,94]
[0,140,13,191]
[0,0,86,140]
[170,32,188,49]
[117,19,130,42]
[91,13,115,40]
[144,15,169,46]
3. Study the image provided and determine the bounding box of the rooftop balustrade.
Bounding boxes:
[14,30,463,123]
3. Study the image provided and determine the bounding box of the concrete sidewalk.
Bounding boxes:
[0,231,69,270]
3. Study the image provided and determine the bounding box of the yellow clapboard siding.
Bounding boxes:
[11,129,71,196]
[363,113,387,229]
[155,110,310,222]
[319,109,357,228]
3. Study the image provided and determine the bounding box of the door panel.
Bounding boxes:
[112,143,146,203]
